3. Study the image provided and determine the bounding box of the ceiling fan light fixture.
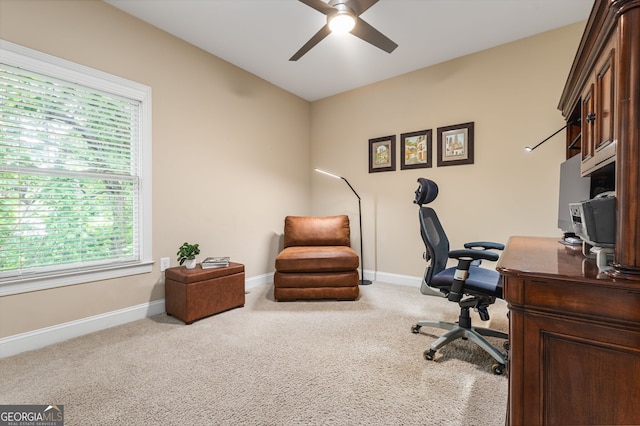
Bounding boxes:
[290,0,397,61]
[328,10,356,33]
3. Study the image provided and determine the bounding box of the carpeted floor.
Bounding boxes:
[0,282,509,425]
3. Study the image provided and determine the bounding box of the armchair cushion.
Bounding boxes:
[283,215,351,247]
[276,246,359,273]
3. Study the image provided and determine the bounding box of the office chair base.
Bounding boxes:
[412,320,508,372]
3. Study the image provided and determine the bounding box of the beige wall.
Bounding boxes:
[310,22,585,279]
[0,0,310,337]
[0,0,586,340]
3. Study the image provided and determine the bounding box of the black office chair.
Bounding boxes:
[410,177,508,374]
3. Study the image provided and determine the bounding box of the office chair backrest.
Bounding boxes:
[414,178,450,290]
[419,207,450,285]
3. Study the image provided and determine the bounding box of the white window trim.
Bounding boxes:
[0,40,152,296]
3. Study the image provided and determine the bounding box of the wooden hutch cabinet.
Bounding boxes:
[558,0,640,278]
[499,1,640,424]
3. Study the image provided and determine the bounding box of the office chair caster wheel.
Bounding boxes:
[491,363,506,375]
[424,349,436,361]
[411,325,421,334]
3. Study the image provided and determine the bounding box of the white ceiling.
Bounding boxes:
[104,0,594,101]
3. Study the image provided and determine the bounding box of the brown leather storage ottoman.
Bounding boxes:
[165,262,245,324]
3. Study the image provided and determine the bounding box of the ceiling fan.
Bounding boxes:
[290,0,398,61]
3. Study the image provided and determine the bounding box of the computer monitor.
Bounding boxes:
[557,154,591,237]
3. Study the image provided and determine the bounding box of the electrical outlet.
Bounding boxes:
[160,257,170,272]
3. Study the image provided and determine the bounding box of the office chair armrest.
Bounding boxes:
[449,249,500,262]
[446,249,499,303]
[463,241,505,251]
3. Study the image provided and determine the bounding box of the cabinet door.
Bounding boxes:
[523,312,640,425]
[581,36,617,176]
[595,47,615,151]
[581,82,595,162]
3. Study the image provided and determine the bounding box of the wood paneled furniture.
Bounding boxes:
[500,2,640,422]
[558,0,640,279]
[498,236,640,425]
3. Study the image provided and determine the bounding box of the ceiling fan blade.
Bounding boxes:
[289,25,332,61]
[350,17,398,54]
[344,0,378,16]
[298,0,335,15]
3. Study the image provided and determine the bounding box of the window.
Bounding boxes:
[0,40,152,296]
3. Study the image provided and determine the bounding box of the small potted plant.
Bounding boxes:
[177,242,200,269]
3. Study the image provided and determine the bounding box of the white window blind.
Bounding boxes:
[0,40,152,295]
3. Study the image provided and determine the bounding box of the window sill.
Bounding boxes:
[0,262,154,296]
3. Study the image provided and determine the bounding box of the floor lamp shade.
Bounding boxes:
[315,168,372,285]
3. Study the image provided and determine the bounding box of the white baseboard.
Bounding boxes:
[250,270,421,289]
[0,299,166,359]
[0,270,417,359]
[246,272,273,290]
[250,270,421,288]
[372,270,421,288]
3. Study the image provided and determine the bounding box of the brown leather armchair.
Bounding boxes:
[274,215,359,301]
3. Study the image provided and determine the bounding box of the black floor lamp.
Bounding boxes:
[315,168,372,285]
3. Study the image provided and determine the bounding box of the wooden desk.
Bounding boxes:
[497,236,640,425]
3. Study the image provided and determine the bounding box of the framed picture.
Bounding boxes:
[400,129,432,170]
[368,135,396,173]
[437,122,474,167]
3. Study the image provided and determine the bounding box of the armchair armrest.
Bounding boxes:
[463,241,505,251]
